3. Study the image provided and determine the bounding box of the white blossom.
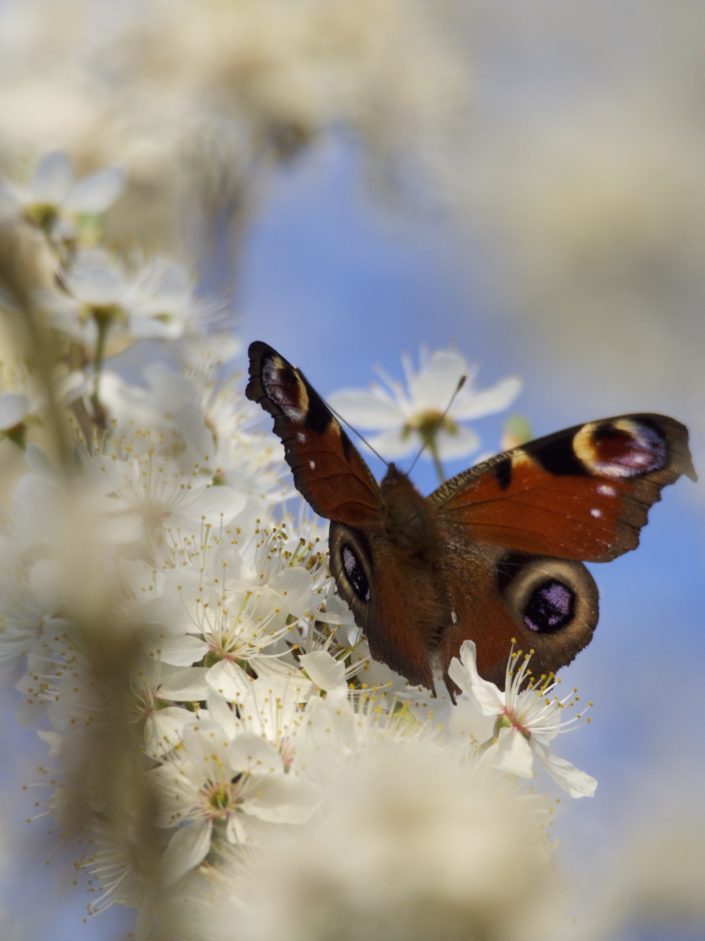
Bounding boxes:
[329,347,521,463]
[448,641,597,798]
[0,149,125,230]
[232,739,558,941]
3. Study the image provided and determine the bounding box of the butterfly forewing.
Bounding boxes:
[247,341,383,525]
[431,414,696,562]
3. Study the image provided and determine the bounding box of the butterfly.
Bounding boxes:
[246,341,697,690]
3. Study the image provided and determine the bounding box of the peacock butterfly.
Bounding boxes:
[246,341,697,690]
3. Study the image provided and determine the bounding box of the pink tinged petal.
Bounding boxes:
[161,819,213,885]
[535,745,597,798]
[492,725,535,778]
[230,733,284,776]
[449,642,504,716]
[0,393,30,429]
[327,388,403,429]
[206,659,252,702]
[300,651,346,693]
[452,376,522,421]
[241,774,319,824]
[65,166,126,213]
[31,151,72,202]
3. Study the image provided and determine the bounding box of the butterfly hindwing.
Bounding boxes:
[247,341,383,525]
[329,521,446,688]
[438,540,599,687]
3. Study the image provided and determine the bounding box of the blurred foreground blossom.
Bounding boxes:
[44,248,217,346]
[227,741,559,941]
[0,0,468,252]
[0,150,125,236]
[329,347,521,470]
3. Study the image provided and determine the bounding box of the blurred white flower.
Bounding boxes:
[83,438,246,549]
[0,150,125,232]
[449,641,596,799]
[42,248,214,345]
[234,739,558,941]
[329,347,521,464]
[0,393,31,432]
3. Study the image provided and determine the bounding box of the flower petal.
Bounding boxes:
[66,166,126,213]
[327,388,403,429]
[408,350,468,410]
[144,706,190,759]
[206,659,253,702]
[31,151,72,202]
[300,650,346,693]
[448,641,503,716]
[453,376,522,421]
[241,773,319,824]
[535,744,597,798]
[161,819,213,885]
[0,393,30,430]
[434,425,481,461]
[230,732,283,775]
[492,725,534,778]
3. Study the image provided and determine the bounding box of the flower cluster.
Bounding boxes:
[0,0,466,252]
[0,149,596,940]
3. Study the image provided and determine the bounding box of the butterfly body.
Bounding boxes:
[247,341,696,690]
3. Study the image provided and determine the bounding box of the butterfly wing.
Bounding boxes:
[438,541,600,687]
[247,341,383,525]
[248,342,442,687]
[329,521,447,688]
[431,414,696,562]
[431,414,696,685]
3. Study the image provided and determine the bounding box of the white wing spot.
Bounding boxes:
[450,609,458,625]
[597,484,617,497]
[309,460,316,470]
[297,432,307,443]
[590,507,603,518]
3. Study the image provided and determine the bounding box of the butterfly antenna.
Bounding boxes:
[406,375,467,477]
[326,402,391,468]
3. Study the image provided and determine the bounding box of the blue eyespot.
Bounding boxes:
[342,544,370,603]
[523,579,574,633]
